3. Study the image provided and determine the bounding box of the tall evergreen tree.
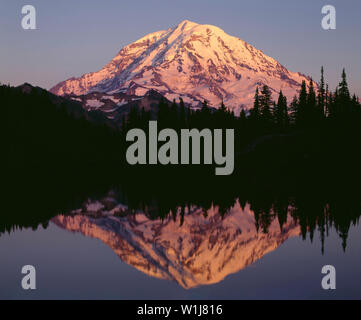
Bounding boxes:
[289,95,299,125]
[282,95,289,127]
[338,69,350,101]
[336,69,352,119]
[259,85,273,126]
[250,87,261,121]
[325,83,330,117]
[297,80,308,126]
[307,78,317,124]
[274,90,288,128]
[317,66,326,117]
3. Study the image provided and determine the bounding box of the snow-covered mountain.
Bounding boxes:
[50,20,310,114]
[52,194,300,289]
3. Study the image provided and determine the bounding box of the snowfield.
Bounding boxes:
[50,20,310,114]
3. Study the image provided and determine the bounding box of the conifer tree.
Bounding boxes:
[338,69,350,101]
[307,78,317,124]
[297,80,308,126]
[318,67,326,117]
[325,83,330,117]
[259,85,273,126]
[336,69,352,118]
[282,95,289,127]
[250,87,260,121]
[289,95,298,125]
[274,90,288,128]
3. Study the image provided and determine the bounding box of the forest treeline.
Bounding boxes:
[2,67,361,179]
[2,84,122,174]
[107,179,361,253]
[120,68,361,179]
[122,68,361,143]
[1,171,359,254]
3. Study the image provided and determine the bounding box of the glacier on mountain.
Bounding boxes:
[50,20,310,114]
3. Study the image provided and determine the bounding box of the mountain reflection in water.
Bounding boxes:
[50,187,358,288]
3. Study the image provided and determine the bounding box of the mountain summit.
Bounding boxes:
[50,20,310,113]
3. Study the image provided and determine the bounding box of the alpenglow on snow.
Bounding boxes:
[50,20,310,114]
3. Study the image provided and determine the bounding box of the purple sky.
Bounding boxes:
[1,0,360,97]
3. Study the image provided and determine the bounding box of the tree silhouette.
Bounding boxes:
[259,85,274,129]
[317,66,326,118]
[274,90,288,129]
[297,80,308,126]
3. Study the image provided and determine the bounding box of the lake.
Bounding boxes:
[1,184,360,299]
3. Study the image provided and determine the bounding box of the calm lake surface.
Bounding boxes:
[1,184,360,300]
